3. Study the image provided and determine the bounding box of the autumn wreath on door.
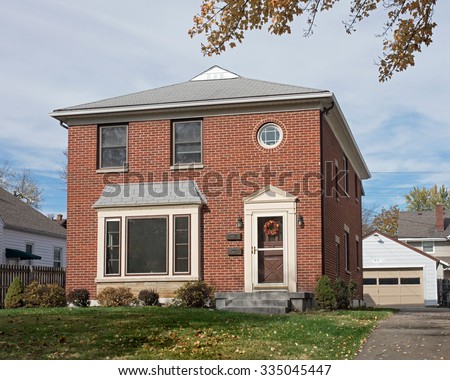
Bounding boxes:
[263,219,280,237]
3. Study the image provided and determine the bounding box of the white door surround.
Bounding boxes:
[243,185,297,292]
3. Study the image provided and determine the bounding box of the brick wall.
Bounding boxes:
[67,109,361,297]
[322,119,363,298]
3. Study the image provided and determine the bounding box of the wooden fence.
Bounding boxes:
[437,278,450,307]
[0,264,66,308]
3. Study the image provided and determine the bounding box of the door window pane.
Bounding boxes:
[379,278,399,285]
[127,218,167,274]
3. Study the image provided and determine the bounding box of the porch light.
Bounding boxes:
[236,217,243,229]
[297,215,304,227]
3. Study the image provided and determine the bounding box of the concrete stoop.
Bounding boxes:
[215,291,314,315]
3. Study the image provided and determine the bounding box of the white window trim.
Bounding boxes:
[257,123,283,149]
[96,205,201,283]
[421,241,435,254]
[53,246,63,268]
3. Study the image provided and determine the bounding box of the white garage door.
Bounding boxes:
[363,268,424,306]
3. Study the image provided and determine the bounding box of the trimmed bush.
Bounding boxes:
[4,277,24,309]
[97,287,136,307]
[138,289,159,306]
[67,288,91,307]
[23,281,66,308]
[314,275,335,310]
[333,278,351,309]
[174,281,215,308]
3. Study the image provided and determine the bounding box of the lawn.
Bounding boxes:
[0,307,392,360]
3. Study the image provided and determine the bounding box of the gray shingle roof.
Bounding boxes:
[0,187,66,239]
[397,210,450,238]
[93,181,207,209]
[54,68,327,112]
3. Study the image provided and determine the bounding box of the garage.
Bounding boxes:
[363,231,439,307]
[363,268,423,306]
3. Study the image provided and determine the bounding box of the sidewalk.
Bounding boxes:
[355,308,450,360]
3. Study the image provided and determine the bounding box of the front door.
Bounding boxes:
[252,213,287,288]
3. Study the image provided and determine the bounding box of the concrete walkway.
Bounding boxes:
[355,308,450,360]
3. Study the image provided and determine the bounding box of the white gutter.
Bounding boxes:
[398,238,448,242]
[49,92,333,119]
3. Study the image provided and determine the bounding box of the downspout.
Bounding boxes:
[60,121,69,130]
[320,101,335,275]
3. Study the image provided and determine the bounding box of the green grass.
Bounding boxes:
[0,307,392,360]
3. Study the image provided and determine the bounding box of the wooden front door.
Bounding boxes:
[254,215,284,284]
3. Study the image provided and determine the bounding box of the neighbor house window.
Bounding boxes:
[99,125,127,169]
[174,216,190,274]
[173,120,202,165]
[26,243,33,254]
[105,219,121,275]
[422,241,434,253]
[53,247,62,268]
[127,217,168,274]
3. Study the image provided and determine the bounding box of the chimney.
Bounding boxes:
[57,214,63,221]
[436,204,444,232]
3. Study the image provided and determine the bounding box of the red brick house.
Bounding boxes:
[51,66,370,312]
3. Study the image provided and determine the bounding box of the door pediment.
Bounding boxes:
[243,185,297,204]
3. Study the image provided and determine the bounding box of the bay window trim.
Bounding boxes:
[125,215,169,276]
[104,217,122,277]
[173,215,191,275]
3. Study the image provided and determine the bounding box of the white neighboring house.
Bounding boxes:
[0,187,66,267]
[363,230,440,307]
[398,204,450,280]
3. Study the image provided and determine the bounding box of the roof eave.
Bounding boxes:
[50,92,333,120]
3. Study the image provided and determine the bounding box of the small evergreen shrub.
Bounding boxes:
[4,277,24,309]
[174,281,215,308]
[67,288,91,307]
[23,281,66,308]
[333,278,351,309]
[97,287,136,307]
[138,289,159,306]
[314,275,335,310]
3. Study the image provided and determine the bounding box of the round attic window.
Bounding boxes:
[257,123,283,149]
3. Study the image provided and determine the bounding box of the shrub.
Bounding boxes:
[333,278,359,310]
[23,281,66,308]
[4,277,24,309]
[67,288,91,307]
[174,281,215,308]
[314,275,335,310]
[97,287,136,307]
[138,289,159,306]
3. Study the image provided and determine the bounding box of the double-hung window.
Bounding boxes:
[99,125,127,169]
[173,120,202,165]
[53,247,62,268]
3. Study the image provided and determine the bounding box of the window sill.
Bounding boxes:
[96,168,129,174]
[345,270,351,275]
[170,164,204,170]
[96,275,199,283]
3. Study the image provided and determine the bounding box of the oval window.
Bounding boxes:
[257,123,283,149]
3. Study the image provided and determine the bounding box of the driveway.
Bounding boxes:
[355,308,450,360]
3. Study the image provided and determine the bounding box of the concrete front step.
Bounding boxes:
[223,306,289,315]
[215,291,314,314]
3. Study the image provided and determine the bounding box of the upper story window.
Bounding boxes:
[99,125,128,169]
[343,155,349,195]
[422,241,434,253]
[173,120,202,165]
[257,123,283,149]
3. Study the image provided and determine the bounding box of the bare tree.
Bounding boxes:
[59,148,68,183]
[0,161,43,209]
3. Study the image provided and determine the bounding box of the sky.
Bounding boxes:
[1,0,449,218]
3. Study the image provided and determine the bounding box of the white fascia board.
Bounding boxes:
[49,92,333,120]
[398,238,448,242]
[324,94,371,180]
